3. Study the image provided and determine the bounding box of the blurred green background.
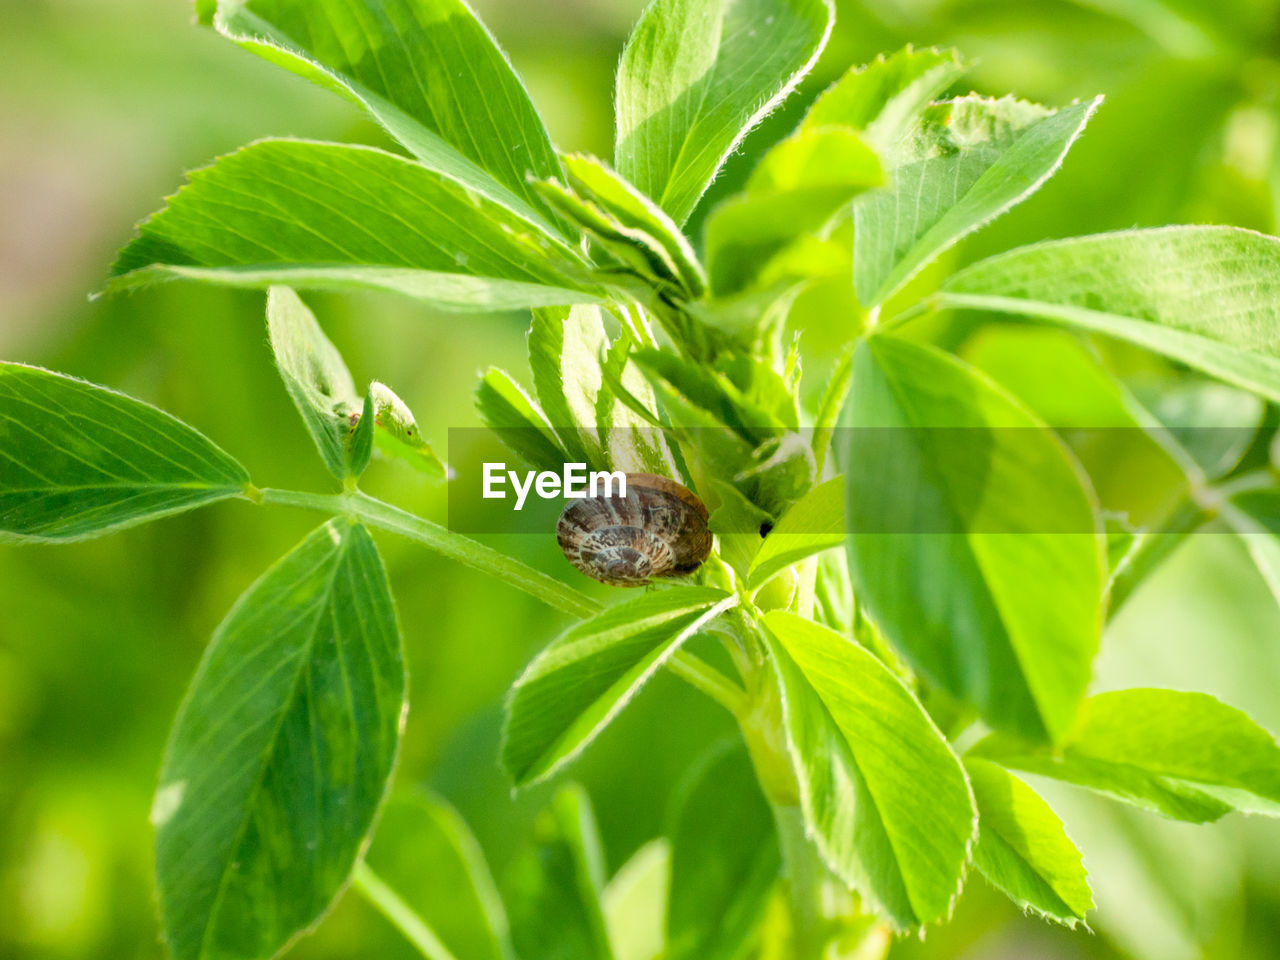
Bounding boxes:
[3,0,1280,957]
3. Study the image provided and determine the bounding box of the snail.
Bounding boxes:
[556,473,713,587]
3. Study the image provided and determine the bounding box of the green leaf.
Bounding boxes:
[502,588,735,786]
[708,479,773,579]
[0,363,249,543]
[504,784,616,960]
[474,367,570,473]
[615,0,834,226]
[348,390,376,478]
[842,336,1104,742]
[747,475,844,589]
[962,325,1192,531]
[211,0,567,229]
[971,689,1280,822]
[938,227,1280,402]
[107,140,598,311]
[602,840,670,960]
[1138,381,1263,482]
[964,758,1093,927]
[563,153,706,299]
[857,95,1101,307]
[1224,485,1280,608]
[762,611,976,930]
[364,792,514,960]
[811,346,853,475]
[528,305,611,469]
[706,126,884,296]
[632,349,784,444]
[265,287,363,479]
[153,519,404,960]
[801,46,968,152]
[369,381,447,478]
[666,741,779,960]
[597,335,682,477]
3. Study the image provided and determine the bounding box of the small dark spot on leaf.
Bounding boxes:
[759,521,774,538]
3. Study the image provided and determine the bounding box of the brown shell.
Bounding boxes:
[556,473,712,587]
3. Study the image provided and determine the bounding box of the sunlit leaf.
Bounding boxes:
[747,475,844,589]
[154,519,404,960]
[938,226,1280,402]
[502,589,735,786]
[597,334,682,477]
[369,381,447,478]
[528,305,611,469]
[615,0,834,226]
[972,688,1280,822]
[801,45,968,152]
[603,839,670,960]
[475,367,570,473]
[842,335,1104,743]
[965,758,1093,926]
[108,140,597,311]
[266,287,363,479]
[0,363,248,542]
[857,95,1101,307]
[211,0,567,229]
[563,153,706,299]
[763,611,976,930]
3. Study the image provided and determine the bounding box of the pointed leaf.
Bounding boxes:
[801,45,968,151]
[564,153,706,298]
[615,0,834,226]
[502,588,735,786]
[474,367,569,473]
[266,287,362,478]
[212,0,567,229]
[369,381,447,478]
[528,305,611,469]
[856,95,1101,307]
[763,611,976,930]
[365,792,515,960]
[0,363,248,542]
[153,519,404,960]
[747,475,844,589]
[108,140,597,311]
[842,336,1104,742]
[972,689,1280,822]
[938,226,1280,403]
[597,335,682,477]
[965,758,1093,926]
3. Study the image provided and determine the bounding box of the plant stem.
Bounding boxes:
[257,488,601,620]
[774,804,824,956]
[667,650,749,717]
[351,861,458,960]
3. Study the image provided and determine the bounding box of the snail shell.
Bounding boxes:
[557,473,713,587]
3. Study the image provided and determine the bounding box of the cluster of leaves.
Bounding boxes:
[5,0,1280,958]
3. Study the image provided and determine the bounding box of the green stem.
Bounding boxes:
[667,650,749,717]
[351,861,458,960]
[774,804,824,956]
[258,488,601,620]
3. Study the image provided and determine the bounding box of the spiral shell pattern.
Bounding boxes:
[556,473,712,587]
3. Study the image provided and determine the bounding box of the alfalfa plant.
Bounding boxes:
[4,0,1280,957]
